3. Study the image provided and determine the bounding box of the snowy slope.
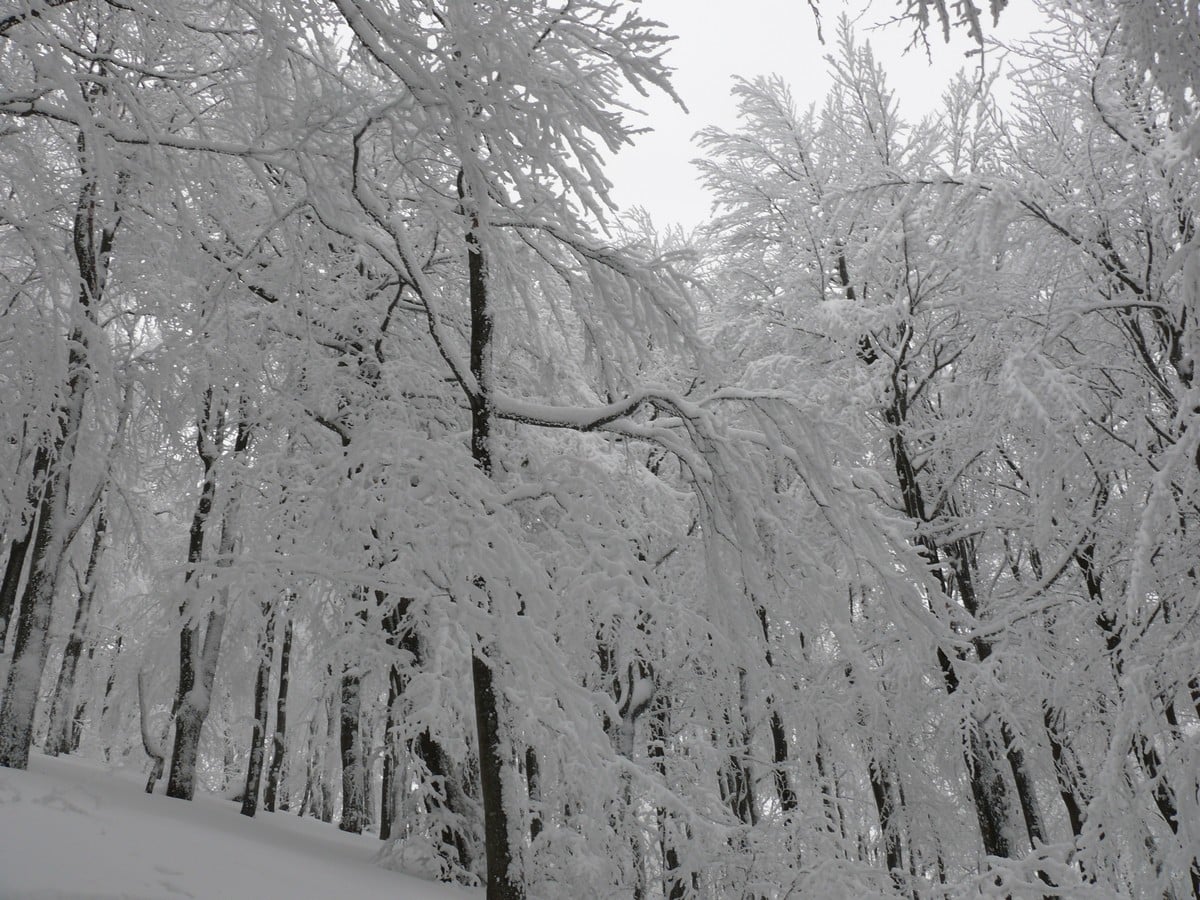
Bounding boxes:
[0,753,481,899]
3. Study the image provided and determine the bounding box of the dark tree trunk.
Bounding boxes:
[165,392,222,796]
[381,597,475,867]
[379,600,407,842]
[1078,548,1198,892]
[968,730,1017,857]
[525,746,542,844]
[139,669,167,793]
[0,524,34,654]
[887,412,1022,859]
[612,660,654,899]
[0,449,45,654]
[0,125,120,770]
[473,651,516,896]
[755,606,797,814]
[298,699,327,821]
[461,170,520,900]
[264,610,293,813]
[0,429,91,769]
[321,681,337,823]
[380,660,402,841]
[45,503,107,757]
[649,695,691,900]
[1044,707,1087,839]
[241,601,277,817]
[167,603,227,800]
[338,661,365,834]
[847,244,1027,862]
[814,734,849,848]
[868,752,905,883]
[718,675,757,829]
[845,642,906,885]
[167,407,248,801]
[1002,721,1047,849]
[101,634,121,721]
[69,647,92,753]
[338,589,371,834]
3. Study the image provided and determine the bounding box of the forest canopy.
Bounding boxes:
[0,1,1197,898]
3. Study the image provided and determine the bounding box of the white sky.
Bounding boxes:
[607,0,1049,229]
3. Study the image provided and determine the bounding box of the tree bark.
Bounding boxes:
[381,596,476,868]
[0,131,111,768]
[754,606,797,814]
[524,746,542,844]
[379,600,406,842]
[886,405,1024,859]
[167,605,228,800]
[264,609,293,813]
[45,502,107,757]
[649,695,691,900]
[718,670,758,829]
[1001,720,1047,850]
[321,674,337,823]
[0,351,93,770]
[167,407,248,800]
[0,447,46,654]
[165,391,222,794]
[1044,707,1087,839]
[0,527,33,654]
[138,668,167,793]
[473,651,517,898]
[867,755,905,883]
[241,600,277,817]
[461,169,520,899]
[380,659,402,841]
[338,657,366,833]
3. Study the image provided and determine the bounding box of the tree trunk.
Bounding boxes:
[45,503,107,757]
[321,675,337,823]
[649,695,690,900]
[718,670,757,829]
[380,600,406,842]
[754,606,797,815]
[1043,707,1087,839]
[241,600,277,817]
[0,127,117,770]
[473,651,517,898]
[380,660,402,841]
[0,421,88,769]
[68,648,92,754]
[0,529,33,654]
[167,601,228,800]
[298,700,326,820]
[167,408,248,800]
[867,755,905,885]
[1078,547,1197,891]
[614,662,654,899]
[814,734,849,850]
[139,668,168,793]
[0,448,46,654]
[382,596,475,868]
[338,660,365,833]
[887,410,1024,859]
[99,634,122,752]
[1001,720,1047,849]
[462,169,520,900]
[525,746,542,844]
[165,392,222,795]
[264,609,293,813]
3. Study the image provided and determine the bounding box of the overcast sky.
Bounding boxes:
[607,0,1049,229]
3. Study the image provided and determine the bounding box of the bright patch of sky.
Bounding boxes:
[608,0,1051,229]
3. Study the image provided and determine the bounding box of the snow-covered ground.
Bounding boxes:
[0,753,481,899]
